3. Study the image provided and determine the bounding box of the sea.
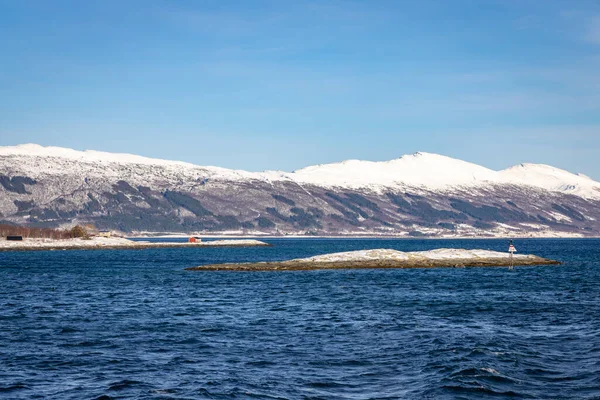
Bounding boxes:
[1,238,599,400]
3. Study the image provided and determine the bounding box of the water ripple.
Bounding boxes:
[1,238,600,399]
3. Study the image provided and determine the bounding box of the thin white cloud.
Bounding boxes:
[561,10,600,45]
[161,9,284,36]
[513,14,541,31]
[585,16,600,44]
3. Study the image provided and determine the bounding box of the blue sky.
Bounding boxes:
[1,0,599,178]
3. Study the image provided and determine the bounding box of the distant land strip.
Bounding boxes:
[0,238,270,252]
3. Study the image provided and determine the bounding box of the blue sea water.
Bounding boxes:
[1,238,600,400]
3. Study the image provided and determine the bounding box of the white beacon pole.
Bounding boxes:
[508,241,516,270]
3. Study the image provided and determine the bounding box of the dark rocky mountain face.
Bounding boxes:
[1,173,599,237]
[1,147,599,237]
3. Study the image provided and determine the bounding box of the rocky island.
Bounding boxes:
[0,236,270,252]
[185,248,560,271]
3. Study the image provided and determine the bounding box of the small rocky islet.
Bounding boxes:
[185,248,560,271]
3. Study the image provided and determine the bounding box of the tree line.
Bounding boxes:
[0,224,92,239]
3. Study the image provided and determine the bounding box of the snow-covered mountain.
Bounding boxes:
[1,144,599,237]
[291,152,600,199]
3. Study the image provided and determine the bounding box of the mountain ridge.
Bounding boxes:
[1,144,599,236]
[2,144,599,198]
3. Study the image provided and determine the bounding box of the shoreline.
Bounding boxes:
[0,238,271,252]
[131,233,596,240]
[186,258,560,271]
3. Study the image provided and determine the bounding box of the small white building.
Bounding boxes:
[98,230,112,238]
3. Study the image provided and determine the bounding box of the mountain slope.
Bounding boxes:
[1,144,599,237]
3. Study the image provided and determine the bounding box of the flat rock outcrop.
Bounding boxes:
[186,248,559,271]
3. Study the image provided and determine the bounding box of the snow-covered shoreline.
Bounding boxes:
[0,237,270,251]
[187,248,559,271]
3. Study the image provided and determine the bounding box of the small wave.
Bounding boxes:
[0,383,29,392]
[108,379,145,391]
[306,381,347,388]
[60,340,113,348]
[199,326,226,333]
[246,360,277,367]
[307,359,372,367]
[0,314,25,321]
[269,307,287,311]
[248,318,269,326]
[481,367,500,375]
[58,327,79,333]
[450,367,517,384]
[451,367,498,377]
[152,388,179,394]
[442,384,532,398]
[174,337,201,345]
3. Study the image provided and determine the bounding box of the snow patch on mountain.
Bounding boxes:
[0,143,196,167]
[0,143,287,184]
[289,152,600,198]
[291,152,497,189]
[496,163,600,199]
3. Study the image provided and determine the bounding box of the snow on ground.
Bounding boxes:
[290,152,497,190]
[301,249,412,262]
[495,223,520,230]
[521,230,584,238]
[290,152,600,198]
[0,237,268,249]
[0,144,283,184]
[497,163,600,199]
[411,248,530,260]
[201,239,267,246]
[548,211,572,222]
[0,236,134,249]
[296,248,533,263]
[131,233,189,238]
[519,223,547,230]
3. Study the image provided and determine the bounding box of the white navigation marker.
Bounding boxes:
[508,240,517,270]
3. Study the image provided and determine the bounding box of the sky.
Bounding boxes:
[1,0,599,178]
